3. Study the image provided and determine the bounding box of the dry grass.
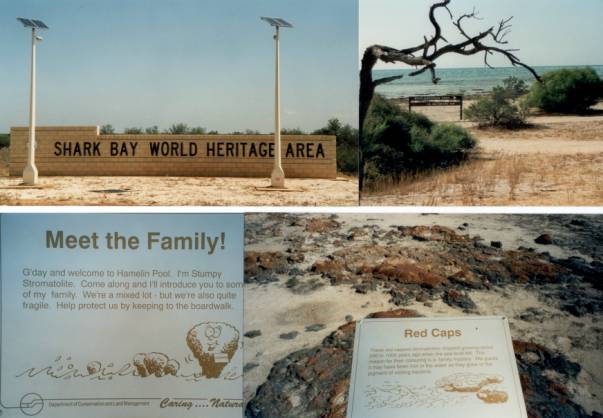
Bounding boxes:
[362,104,603,206]
[363,152,603,206]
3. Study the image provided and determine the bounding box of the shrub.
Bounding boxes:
[100,124,115,134]
[0,134,9,148]
[501,76,528,100]
[124,127,143,134]
[527,67,602,114]
[281,128,305,135]
[167,123,189,134]
[364,95,475,181]
[313,118,358,175]
[189,126,207,134]
[465,84,528,129]
[145,126,159,134]
[427,124,476,156]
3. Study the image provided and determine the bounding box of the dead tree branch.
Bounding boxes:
[358,0,541,190]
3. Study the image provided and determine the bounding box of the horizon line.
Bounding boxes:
[372,63,603,71]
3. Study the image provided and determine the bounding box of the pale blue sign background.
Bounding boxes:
[0,213,244,418]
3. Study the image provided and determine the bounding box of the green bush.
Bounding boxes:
[167,123,189,134]
[281,128,305,135]
[313,118,358,175]
[427,124,476,155]
[364,95,475,181]
[501,76,528,100]
[124,127,143,134]
[100,124,115,134]
[0,134,10,148]
[527,67,602,114]
[189,126,207,134]
[465,84,528,129]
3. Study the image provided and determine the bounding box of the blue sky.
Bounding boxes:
[361,0,603,69]
[0,0,358,133]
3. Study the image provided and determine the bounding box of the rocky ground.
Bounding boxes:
[243,213,603,418]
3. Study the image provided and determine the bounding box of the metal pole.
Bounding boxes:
[270,26,285,188]
[23,27,38,185]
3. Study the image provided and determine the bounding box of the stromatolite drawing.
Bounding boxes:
[132,352,180,377]
[435,373,504,393]
[476,387,509,404]
[16,322,241,381]
[186,322,240,378]
[365,373,509,409]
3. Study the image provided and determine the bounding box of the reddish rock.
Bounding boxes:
[305,217,342,233]
[367,309,419,319]
[398,225,469,243]
[245,251,289,274]
[372,260,448,288]
[448,269,483,288]
[472,251,565,284]
[311,259,345,277]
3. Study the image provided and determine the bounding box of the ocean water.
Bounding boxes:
[373,65,603,98]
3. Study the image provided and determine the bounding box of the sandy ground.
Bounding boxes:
[0,173,358,206]
[244,284,393,401]
[244,213,603,414]
[362,103,603,206]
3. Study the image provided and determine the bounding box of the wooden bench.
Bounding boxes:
[408,95,464,120]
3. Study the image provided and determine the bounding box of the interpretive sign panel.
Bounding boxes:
[347,316,527,418]
[0,213,244,417]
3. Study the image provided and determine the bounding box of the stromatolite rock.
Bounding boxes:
[245,251,291,283]
[371,260,448,288]
[304,217,341,233]
[535,234,554,245]
[513,341,596,418]
[443,289,477,312]
[245,309,420,418]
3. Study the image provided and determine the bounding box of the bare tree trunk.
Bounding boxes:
[358,48,379,192]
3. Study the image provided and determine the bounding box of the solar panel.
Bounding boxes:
[17,17,35,28]
[32,19,49,29]
[17,17,49,30]
[261,16,293,28]
[274,18,293,28]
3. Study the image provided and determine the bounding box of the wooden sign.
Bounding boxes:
[9,127,337,178]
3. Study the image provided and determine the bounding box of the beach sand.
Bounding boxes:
[362,102,603,206]
[243,213,603,416]
[0,153,358,206]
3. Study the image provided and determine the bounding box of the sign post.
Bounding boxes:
[17,18,49,185]
[261,16,293,188]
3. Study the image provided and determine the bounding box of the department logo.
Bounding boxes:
[19,393,44,416]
